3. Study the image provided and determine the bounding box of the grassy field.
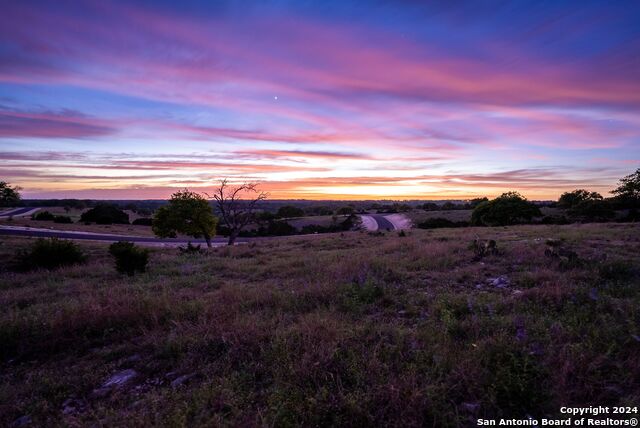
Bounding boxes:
[1,208,351,238]
[0,223,639,426]
[406,207,566,225]
[2,207,159,237]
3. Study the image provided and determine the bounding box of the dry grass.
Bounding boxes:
[0,223,639,426]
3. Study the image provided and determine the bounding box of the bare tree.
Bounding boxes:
[208,179,268,245]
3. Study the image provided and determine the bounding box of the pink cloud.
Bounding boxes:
[0,109,115,138]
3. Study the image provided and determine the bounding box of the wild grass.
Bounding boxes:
[0,223,638,426]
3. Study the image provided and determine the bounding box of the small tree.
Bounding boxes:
[0,181,21,207]
[612,168,640,205]
[153,190,218,247]
[558,189,602,209]
[209,179,267,245]
[471,191,541,226]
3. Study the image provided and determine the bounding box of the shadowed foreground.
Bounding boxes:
[0,223,639,426]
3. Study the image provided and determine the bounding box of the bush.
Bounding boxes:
[265,221,297,236]
[15,238,86,271]
[471,192,541,226]
[53,215,73,224]
[32,211,55,221]
[132,217,153,226]
[109,241,149,275]
[81,204,129,224]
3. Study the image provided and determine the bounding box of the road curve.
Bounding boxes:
[0,226,245,245]
[0,207,39,217]
[369,214,395,231]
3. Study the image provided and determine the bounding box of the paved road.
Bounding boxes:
[0,207,38,217]
[0,227,245,245]
[369,214,395,231]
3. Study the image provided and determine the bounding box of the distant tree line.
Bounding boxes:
[418,168,640,229]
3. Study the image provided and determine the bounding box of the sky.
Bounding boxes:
[1,0,639,200]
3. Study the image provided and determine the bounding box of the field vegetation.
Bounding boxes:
[1,223,638,426]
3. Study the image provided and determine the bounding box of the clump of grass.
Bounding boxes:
[481,342,551,416]
[14,238,86,271]
[469,238,499,260]
[341,278,386,312]
[109,241,149,276]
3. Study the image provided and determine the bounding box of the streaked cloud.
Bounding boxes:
[1,1,639,199]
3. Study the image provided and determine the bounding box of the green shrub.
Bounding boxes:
[81,204,129,224]
[15,238,86,271]
[482,344,550,415]
[53,215,73,224]
[32,211,55,221]
[109,241,149,275]
[341,278,385,312]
